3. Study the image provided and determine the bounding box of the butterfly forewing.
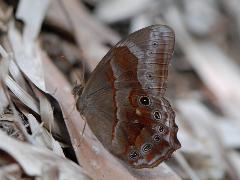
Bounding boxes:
[77,25,180,168]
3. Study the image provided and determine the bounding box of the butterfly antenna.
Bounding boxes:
[81,59,86,87]
[79,115,87,144]
[81,120,87,137]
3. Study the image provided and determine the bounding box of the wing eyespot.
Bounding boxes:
[153,110,162,120]
[156,125,167,134]
[139,96,151,106]
[152,134,161,143]
[141,143,153,154]
[128,150,139,160]
[146,72,153,80]
[152,41,158,47]
[146,50,154,57]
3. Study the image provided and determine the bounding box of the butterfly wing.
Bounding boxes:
[77,25,180,168]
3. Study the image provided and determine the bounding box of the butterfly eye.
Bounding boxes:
[153,110,162,120]
[139,96,151,106]
[152,134,161,143]
[141,143,153,154]
[129,150,139,160]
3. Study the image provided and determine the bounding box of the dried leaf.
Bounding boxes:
[0,131,91,180]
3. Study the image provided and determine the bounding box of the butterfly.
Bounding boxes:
[76,25,181,168]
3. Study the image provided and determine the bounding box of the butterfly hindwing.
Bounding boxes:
[77,25,180,168]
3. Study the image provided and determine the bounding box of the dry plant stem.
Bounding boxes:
[41,50,181,180]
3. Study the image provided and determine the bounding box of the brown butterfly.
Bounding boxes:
[76,25,181,168]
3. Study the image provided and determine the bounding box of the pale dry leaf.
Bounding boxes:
[176,116,206,154]
[9,60,33,94]
[0,46,10,114]
[0,46,33,143]
[5,75,39,114]
[214,118,240,148]
[164,6,240,119]
[183,0,220,36]
[27,114,65,157]
[41,163,59,180]
[8,22,46,91]
[0,163,22,180]
[58,0,120,45]
[174,152,200,180]
[58,0,120,71]
[94,0,152,23]
[177,99,238,179]
[35,89,71,145]
[0,87,8,114]
[222,0,240,35]
[0,45,10,81]
[9,8,71,144]
[130,14,153,33]
[0,5,12,32]
[228,150,240,179]
[0,130,91,180]
[33,86,55,134]
[16,0,50,43]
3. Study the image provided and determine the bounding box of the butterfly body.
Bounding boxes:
[77,25,181,168]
